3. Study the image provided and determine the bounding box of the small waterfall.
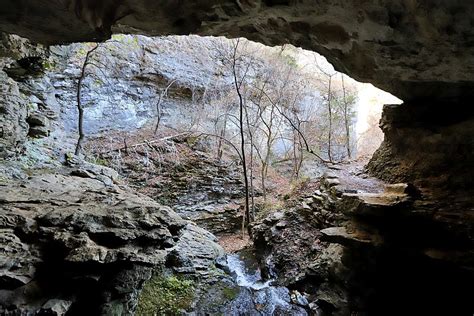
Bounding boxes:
[225,253,308,315]
[227,254,273,290]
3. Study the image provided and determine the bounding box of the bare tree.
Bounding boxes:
[341,74,351,159]
[244,96,257,219]
[74,38,133,156]
[154,78,177,134]
[75,43,99,156]
[231,39,252,226]
[256,87,330,164]
[326,73,336,162]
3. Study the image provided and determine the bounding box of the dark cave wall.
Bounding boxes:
[367,101,474,190]
[3,1,474,102]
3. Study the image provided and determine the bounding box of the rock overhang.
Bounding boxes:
[2,0,474,102]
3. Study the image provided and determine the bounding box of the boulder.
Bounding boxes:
[0,170,224,314]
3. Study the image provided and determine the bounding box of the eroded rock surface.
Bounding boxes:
[0,167,223,315]
[2,1,474,101]
[0,33,49,158]
[251,176,348,315]
[253,166,474,315]
[368,101,474,190]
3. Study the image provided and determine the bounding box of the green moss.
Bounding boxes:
[281,53,298,68]
[255,199,285,220]
[136,275,195,316]
[93,78,104,87]
[0,175,9,185]
[111,34,126,41]
[28,102,37,111]
[111,34,141,49]
[87,157,109,167]
[42,59,57,71]
[222,286,239,301]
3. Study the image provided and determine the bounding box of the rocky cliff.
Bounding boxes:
[0,160,224,315]
[0,33,232,315]
[253,166,473,315]
[0,34,50,159]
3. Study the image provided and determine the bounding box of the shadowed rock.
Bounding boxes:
[2,1,474,101]
[0,168,224,314]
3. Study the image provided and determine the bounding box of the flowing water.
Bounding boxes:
[225,252,308,315]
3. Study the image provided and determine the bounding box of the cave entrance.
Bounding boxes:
[37,34,399,237]
[2,11,472,316]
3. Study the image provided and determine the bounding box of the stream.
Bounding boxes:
[225,252,309,315]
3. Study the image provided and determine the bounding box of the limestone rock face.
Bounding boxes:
[367,102,474,190]
[0,70,27,158]
[0,32,55,158]
[0,168,223,315]
[0,32,46,60]
[2,1,474,101]
[318,170,473,315]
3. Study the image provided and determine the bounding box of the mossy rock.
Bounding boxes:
[136,275,195,316]
[222,286,240,301]
[193,279,242,314]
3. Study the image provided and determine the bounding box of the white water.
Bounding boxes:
[227,254,274,290]
[226,253,308,315]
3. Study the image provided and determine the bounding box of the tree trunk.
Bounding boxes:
[341,74,351,159]
[261,163,266,201]
[292,131,298,179]
[75,76,84,156]
[232,40,251,229]
[216,114,227,162]
[154,79,177,135]
[244,98,256,220]
[75,43,99,156]
[327,75,333,162]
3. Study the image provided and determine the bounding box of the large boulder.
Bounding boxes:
[0,168,224,315]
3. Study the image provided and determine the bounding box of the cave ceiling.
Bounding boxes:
[1,0,473,101]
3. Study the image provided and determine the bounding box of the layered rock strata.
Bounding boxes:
[0,164,223,315]
[253,166,474,315]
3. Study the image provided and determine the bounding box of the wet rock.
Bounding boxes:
[290,290,309,306]
[168,224,224,275]
[41,299,72,316]
[251,199,341,288]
